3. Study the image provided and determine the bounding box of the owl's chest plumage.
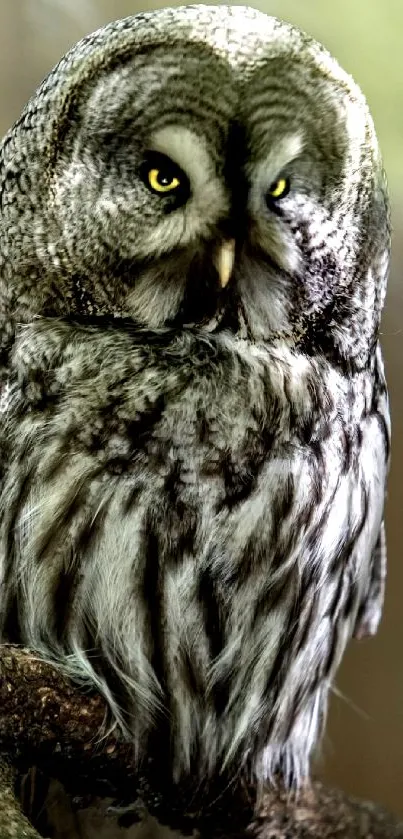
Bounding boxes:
[0,320,388,785]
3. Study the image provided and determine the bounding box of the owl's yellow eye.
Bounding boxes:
[140,152,190,205]
[267,177,290,200]
[147,168,181,194]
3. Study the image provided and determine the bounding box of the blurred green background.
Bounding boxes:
[1,0,402,818]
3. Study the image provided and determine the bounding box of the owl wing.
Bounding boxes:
[353,520,386,639]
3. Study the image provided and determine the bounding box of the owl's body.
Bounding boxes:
[0,3,390,800]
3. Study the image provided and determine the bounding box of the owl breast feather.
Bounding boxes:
[0,320,388,783]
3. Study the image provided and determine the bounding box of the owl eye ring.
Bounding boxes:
[267,176,290,201]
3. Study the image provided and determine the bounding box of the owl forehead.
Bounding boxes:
[40,4,378,205]
[81,44,358,185]
[85,5,349,82]
[73,4,372,158]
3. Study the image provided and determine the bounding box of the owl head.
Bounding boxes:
[0,5,389,367]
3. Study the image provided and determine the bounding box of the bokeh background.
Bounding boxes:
[0,0,402,818]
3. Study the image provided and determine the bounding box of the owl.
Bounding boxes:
[0,2,390,804]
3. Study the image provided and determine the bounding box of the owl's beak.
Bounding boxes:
[215,239,235,289]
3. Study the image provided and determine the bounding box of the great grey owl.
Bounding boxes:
[0,2,390,800]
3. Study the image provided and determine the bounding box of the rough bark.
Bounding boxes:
[0,761,43,839]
